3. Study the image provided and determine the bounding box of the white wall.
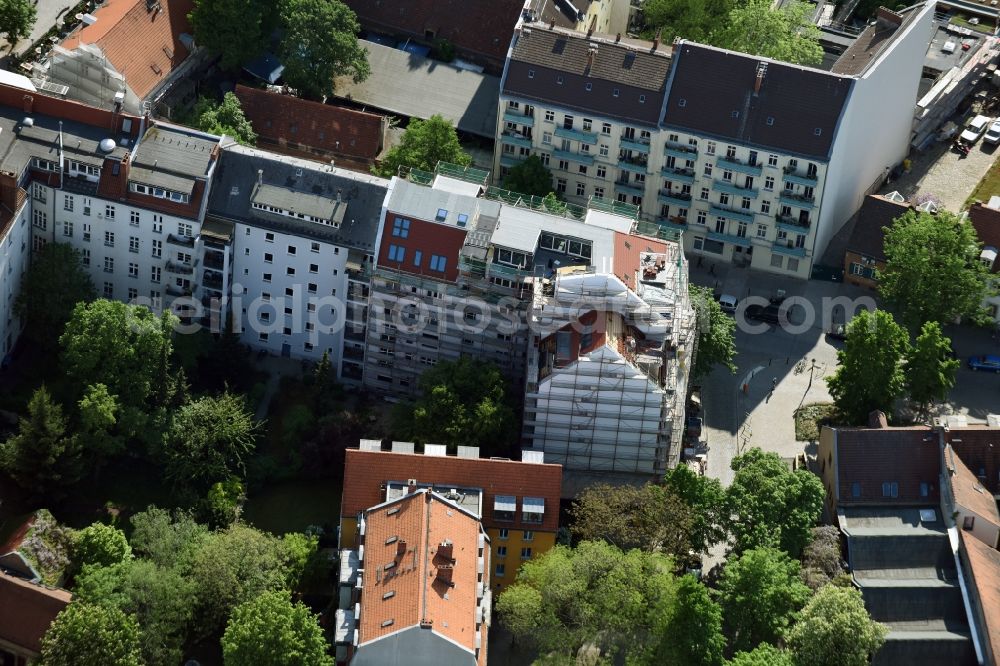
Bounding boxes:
[819,3,935,259]
[0,201,30,357]
[957,503,1000,549]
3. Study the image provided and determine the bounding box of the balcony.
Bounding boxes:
[617,154,649,174]
[614,179,645,196]
[709,203,755,224]
[657,189,692,208]
[716,155,763,176]
[553,148,594,166]
[661,166,696,183]
[166,260,194,275]
[503,110,534,127]
[714,179,758,199]
[620,135,651,153]
[664,141,698,160]
[778,190,815,209]
[202,272,223,290]
[500,154,525,168]
[774,213,811,232]
[203,253,224,270]
[500,131,533,149]
[167,284,194,297]
[772,241,808,257]
[657,216,688,232]
[167,233,194,248]
[343,346,365,361]
[708,230,752,248]
[783,166,818,186]
[554,125,598,145]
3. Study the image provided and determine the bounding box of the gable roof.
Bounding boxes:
[947,445,1000,527]
[342,448,562,532]
[961,531,1000,662]
[948,426,1000,495]
[61,0,195,100]
[663,42,852,160]
[0,572,71,655]
[355,490,484,664]
[234,85,384,161]
[845,193,911,261]
[827,426,941,504]
[830,7,921,76]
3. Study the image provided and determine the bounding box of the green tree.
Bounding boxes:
[691,285,737,378]
[502,155,554,197]
[77,383,122,460]
[374,114,471,177]
[497,541,678,662]
[729,644,794,666]
[642,0,734,42]
[826,309,908,424]
[393,357,515,455]
[282,532,320,589]
[203,477,245,528]
[0,0,36,54]
[541,191,568,215]
[14,242,95,349]
[880,209,992,331]
[39,603,143,666]
[222,591,333,665]
[719,548,811,653]
[570,483,693,561]
[786,585,887,666]
[279,0,369,100]
[163,392,261,488]
[709,0,823,66]
[905,321,960,415]
[726,449,824,557]
[188,0,274,69]
[0,386,83,491]
[663,464,726,555]
[128,507,209,571]
[649,575,725,666]
[75,560,197,666]
[73,523,131,570]
[193,92,257,145]
[800,525,844,591]
[190,524,295,636]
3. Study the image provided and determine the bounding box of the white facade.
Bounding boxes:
[0,200,30,358]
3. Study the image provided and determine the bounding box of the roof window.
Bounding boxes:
[613,88,620,97]
[639,95,646,103]
[678,98,687,107]
[457,213,469,227]
[585,83,593,91]
[435,208,448,222]
[766,117,775,126]
[731,110,740,119]
[528,69,535,78]
[557,76,564,85]
[814,127,822,136]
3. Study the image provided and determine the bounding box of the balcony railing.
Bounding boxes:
[202,273,223,290]
[709,203,755,224]
[714,179,758,199]
[620,135,651,153]
[503,110,534,127]
[772,241,808,257]
[716,155,763,176]
[500,131,533,149]
[617,154,649,173]
[778,190,815,209]
[657,190,692,207]
[664,141,698,159]
[661,166,696,182]
[614,180,645,195]
[657,215,688,231]
[167,233,194,248]
[774,213,811,230]
[166,260,194,275]
[553,148,594,166]
[783,166,818,186]
[554,125,598,144]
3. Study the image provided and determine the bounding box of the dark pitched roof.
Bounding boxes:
[0,572,71,655]
[845,193,911,261]
[948,426,1000,495]
[968,202,1000,273]
[829,426,941,504]
[830,7,918,76]
[234,85,384,161]
[504,26,672,125]
[663,42,852,160]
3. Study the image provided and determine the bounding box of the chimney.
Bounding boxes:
[337,188,342,202]
[615,33,621,43]
[257,169,263,186]
[396,539,407,557]
[867,410,889,429]
[586,48,595,71]
[438,540,455,562]
[407,478,417,494]
[0,171,18,213]
[754,62,767,95]
[22,95,32,113]
[587,15,596,37]
[549,18,555,29]
[652,28,661,51]
[436,564,455,586]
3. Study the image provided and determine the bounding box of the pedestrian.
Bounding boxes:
[771,377,777,392]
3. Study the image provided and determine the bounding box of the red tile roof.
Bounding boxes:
[358,490,485,657]
[968,202,1000,273]
[233,85,384,162]
[961,531,1000,662]
[342,448,562,532]
[62,0,195,100]
[0,572,71,655]
[947,445,1000,528]
[342,0,523,70]
[828,426,941,504]
[613,232,670,290]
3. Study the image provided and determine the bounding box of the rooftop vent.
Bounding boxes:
[21,117,33,128]
[99,138,116,153]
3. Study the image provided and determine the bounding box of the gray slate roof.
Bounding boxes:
[663,42,853,160]
[130,123,218,193]
[0,107,130,175]
[351,626,477,666]
[207,144,389,253]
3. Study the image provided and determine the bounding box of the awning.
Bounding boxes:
[982,246,997,265]
[494,495,516,512]
[523,497,545,514]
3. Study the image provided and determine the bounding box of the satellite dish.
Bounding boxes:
[99,138,116,153]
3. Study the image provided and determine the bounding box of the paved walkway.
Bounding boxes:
[887,135,999,212]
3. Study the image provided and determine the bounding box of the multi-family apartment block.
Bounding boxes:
[496,5,934,278]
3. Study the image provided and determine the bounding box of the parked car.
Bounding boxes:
[967,355,1000,372]
[717,294,738,314]
[960,115,992,144]
[744,304,782,325]
[686,416,703,438]
[985,119,1000,145]
[826,323,848,341]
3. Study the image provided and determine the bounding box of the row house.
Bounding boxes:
[496,5,934,278]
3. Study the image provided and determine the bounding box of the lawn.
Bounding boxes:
[950,16,995,35]
[966,157,1000,209]
[242,479,342,535]
[794,402,839,441]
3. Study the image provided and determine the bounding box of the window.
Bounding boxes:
[576,182,586,196]
[523,530,534,541]
[498,528,509,540]
[544,110,555,122]
[699,187,709,200]
[497,546,507,557]
[594,186,605,198]
[851,482,861,498]
[32,182,46,203]
[104,231,115,247]
[287,245,297,255]
[388,244,405,262]
[528,69,535,79]
[103,282,113,298]
[726,145,737,159]
[81,249,90,266]
[286,267,295,276]
[130,210,140,226]
[494,496,516,521]
[557,76,564,85]
[152,240,162,258]
[522,497,544,523]
[62,221,73,237]
[392,217,410,237]
[127,287,137,301]
[761,200,771,214]
[429,255,447,272]
[764,176,775,191]
[105,205,115,219]
[32,209,46,230]
[601,122,612,136]
[129,236,139,253]
[920,482,929,498]
[741,197,751,210]
[705,141,716,155]
[563,114,573,129]
[128,262,139,278]
[495,563,506,577]
[556,178,566,193]
[308,283,318,294]
[457,213,469,227]
[263,272,272,283]
[599,144,609,157]
[151,266,161,283]
[722,169,733,182]
[736,222,747,238]
[521,547,532,559]
[703,163,713,177]
[311,242,320,253]
[104,257,114,273]
[309,263,318,274]
[756,224,767,238]
[963,516,975,530]
[881,481,899,498]
[770,254,784,268]
[696,211,707,225]
[715,218,726,233]
[578,164,587,175]
[639,94,646,103]
[63,195,74,212]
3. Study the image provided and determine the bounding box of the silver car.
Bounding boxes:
[984,119,1000,145]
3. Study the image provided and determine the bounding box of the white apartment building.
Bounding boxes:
[207,145,388,381]
[496,5,934,278]
[0,177,30,360]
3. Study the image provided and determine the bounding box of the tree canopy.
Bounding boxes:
[879,210,992,331]
[709,0,823,66]
[726,448,824,557]
[188,0,275,69]
[642,0,733,43]
[502,155,555,197]
[73,523,131,570]
[786,585,887,666]
[0,0,36,54]
[39,603,143,666]
[905,321,960,415]
[650,575,725,666]
[279,0,369,100]
[570,483,693,560]
[729,644,794,666]
[690,286,737,378]
[719,547,811,653]
[826,309,908,424]
[193,93,257,145]
[0,386,83,492]
[663,464,726,555]
[14,242,94,349]
[222,591,333,665]
[374,115,471,177]
[128,507,209,571]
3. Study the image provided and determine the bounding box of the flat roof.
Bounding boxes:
[334,41,500,139]
[130,123,217,192]
[252,182,343,221]
[490,204,622,259]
